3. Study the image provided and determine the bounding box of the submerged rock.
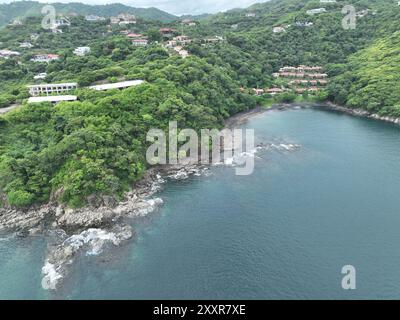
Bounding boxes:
[41,224,133,290]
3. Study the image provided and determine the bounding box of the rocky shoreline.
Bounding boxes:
[0,163,210,290]
[270,101,400,126]
[316,102,400,125]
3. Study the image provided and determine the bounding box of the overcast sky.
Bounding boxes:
[0,0,270,15]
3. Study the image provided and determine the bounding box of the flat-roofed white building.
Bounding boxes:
[28,95,77,104]
[307,8,327,15]
[85,15,106,22]
[88,80,144,91]
[73,46,91,56]
[30,54,60,63]
[27,82,78,96]
[0,49,20,59]
[132,39,148,46]
[20,42,33,48]
[33,72,47,80]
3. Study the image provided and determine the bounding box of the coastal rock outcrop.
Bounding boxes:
[42,224,133,290]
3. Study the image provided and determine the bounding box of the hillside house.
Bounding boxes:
[28,95,77,104]
[253,88,264,96]
[173,35,192,46]
[54,17,71,28]
[73,46,91,56]
[30,33,39,41]
[85,15,106,22]
[127,33,143,38]
[132,39,148,47]
[88,80,144,91]
[27,83,78,96]
[273,26,286,33]
[307,8,327,15]
[295,21,313,27]
[111,13,136,25]
[33,73,47,80]
[159,28,175,38]
[30,54,60,63]
[20,42,33,48]
[0,49,20,59]
[267,88,284,95]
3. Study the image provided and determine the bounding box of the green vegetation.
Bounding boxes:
[328,31,400,116]
[1,0,400,208]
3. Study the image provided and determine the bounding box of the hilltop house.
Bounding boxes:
[182,19,196,26]
[246,12,256,17]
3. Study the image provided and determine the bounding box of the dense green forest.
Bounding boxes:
[1,0,400,208]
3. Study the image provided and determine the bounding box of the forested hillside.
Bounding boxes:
[1,0,400,208]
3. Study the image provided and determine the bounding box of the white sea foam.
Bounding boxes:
[41,226,133,290]
[41,262,63,290]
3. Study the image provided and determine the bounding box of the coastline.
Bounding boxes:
[2,101,398,234]
[1,101,399,290]
[313,102,400,125]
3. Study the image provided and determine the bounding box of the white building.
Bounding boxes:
[132,39,148,47]
[111,13,136,25]
[356,9,369,18]
[320,0,336,3]
[246,12,256,17]
[28,95,77,104]
[33,73,47,80]
[85,15,106,22]
[0,49,20,59]
[30,33,39,41]
[273,26,286,33]
[307,8,327,15]
[73,46,91,56]
[295,21,314,27]
[30,54,60,63]
[27,83,78,96]
[173,35,192,46]
[88,80,144,91]
[20,42,33,48]
[178,50,189,58]
[54,17,71,28]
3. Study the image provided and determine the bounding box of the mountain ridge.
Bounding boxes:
[0,1,177,26]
